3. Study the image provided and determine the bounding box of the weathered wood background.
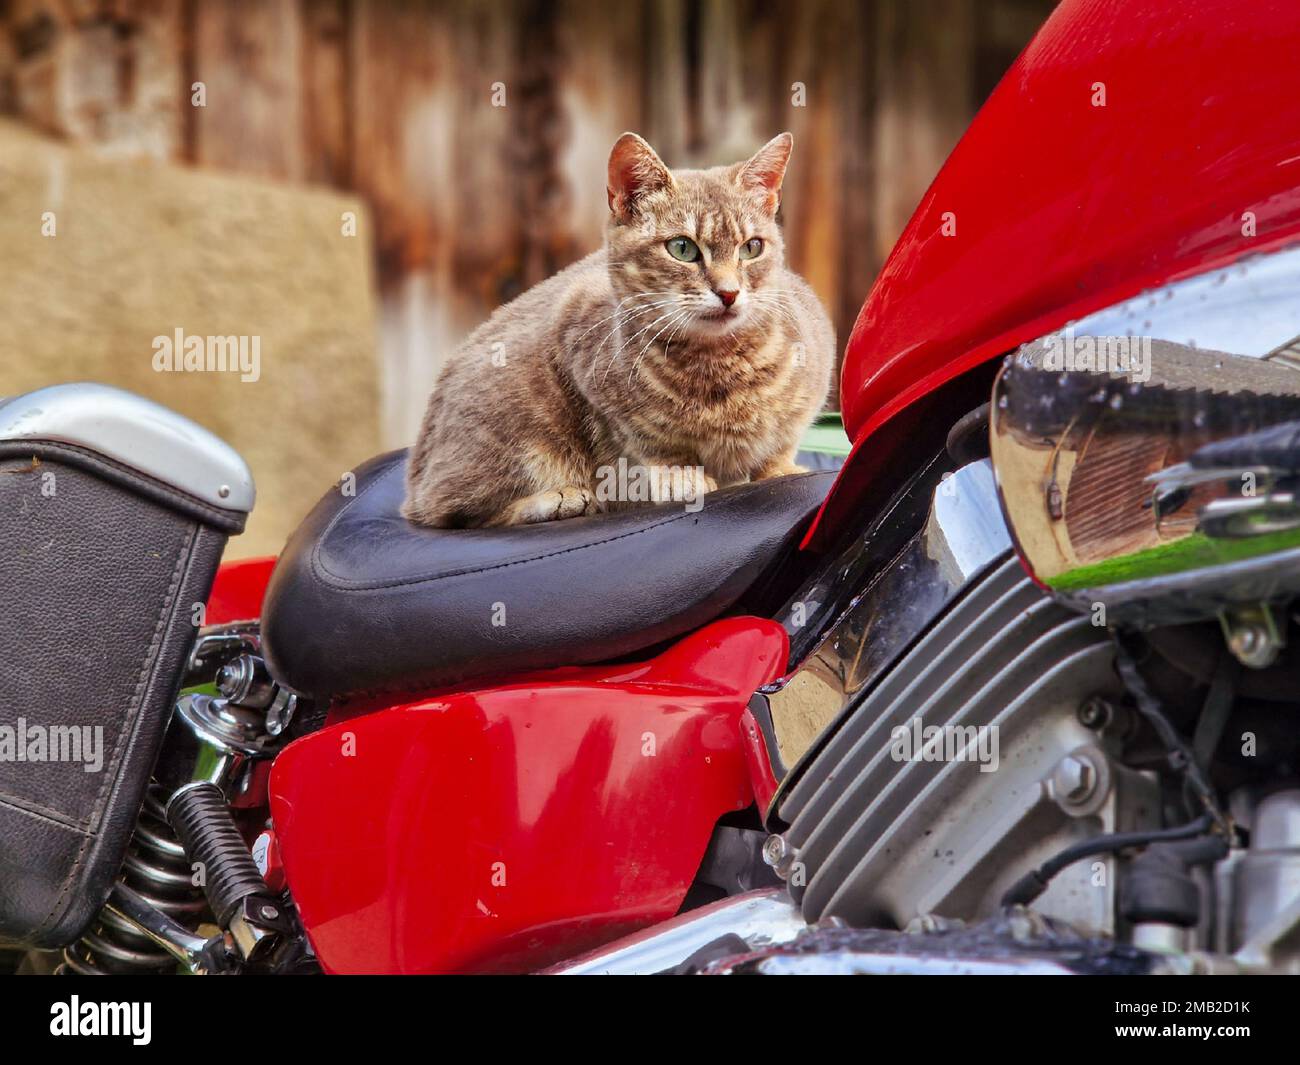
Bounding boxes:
[1,0,1056,444]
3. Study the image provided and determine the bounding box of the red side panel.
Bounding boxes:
[268,618,789,974]
[739,705,780,814]
[813,0,1300,545]
[205,556,276,625]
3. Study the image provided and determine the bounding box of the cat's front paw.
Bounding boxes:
[753,457,808,480]
[647,465,717,506]
[493,486,597,525]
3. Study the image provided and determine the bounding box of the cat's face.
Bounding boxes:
[605,133,792,341]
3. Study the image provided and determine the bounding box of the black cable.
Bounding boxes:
[1000,814,1215,909]
[1003,634,1235,911]
[1112,632,1231,832]
[1192,648,1238,771]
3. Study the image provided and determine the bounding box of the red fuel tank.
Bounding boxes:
[813,0,1300,545]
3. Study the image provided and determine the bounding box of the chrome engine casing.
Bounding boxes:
[775,555,1159,936]
[728,454,1300,973]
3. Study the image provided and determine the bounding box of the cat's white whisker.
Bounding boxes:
[600,305,686,383]
[616,301,686,344]
[749,293,803,330]
[629,309,691,384]
[596,299,682,347]
[634,311,693,383]
[588,298,684,360]
[661,315,689,363]
[612,305,685,356]
[575,291,680,342]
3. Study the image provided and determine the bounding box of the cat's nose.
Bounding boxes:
[715,289,739,308]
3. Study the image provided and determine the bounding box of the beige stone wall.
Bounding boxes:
[0,119,380,559]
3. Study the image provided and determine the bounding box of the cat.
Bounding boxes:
[402,131,835,528]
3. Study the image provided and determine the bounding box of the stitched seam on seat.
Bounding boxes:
[0,793,94,833]
[0,440,246,530]
[308,467,829,592]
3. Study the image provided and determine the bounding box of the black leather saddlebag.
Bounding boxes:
[0,384,252,949]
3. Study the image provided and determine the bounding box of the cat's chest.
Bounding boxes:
[640,346,782,424]
[620,363,779,469]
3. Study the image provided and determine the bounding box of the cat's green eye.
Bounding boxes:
[665,237,701,263]
[739,238,764,260]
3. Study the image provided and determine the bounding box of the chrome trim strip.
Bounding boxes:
[1075,242,1300,361]
[0,382,254,512]
[540,888,806,975]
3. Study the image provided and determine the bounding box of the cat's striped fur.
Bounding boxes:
[403,132,834,527]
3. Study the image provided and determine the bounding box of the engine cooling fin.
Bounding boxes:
[776,556,1142,930]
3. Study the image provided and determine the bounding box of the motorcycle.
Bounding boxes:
[6,0,1300,975]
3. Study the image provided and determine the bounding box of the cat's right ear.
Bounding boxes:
[607,133,674,222]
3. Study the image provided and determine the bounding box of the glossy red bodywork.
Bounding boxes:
[738,705,780,813]
[205,556,276,624]
[267,618,788,973]
[811,0,1300,546]
[227,0,1300,974]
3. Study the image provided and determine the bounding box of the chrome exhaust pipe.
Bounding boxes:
[541,888,806,975]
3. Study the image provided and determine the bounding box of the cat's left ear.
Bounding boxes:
[737,132,793,214]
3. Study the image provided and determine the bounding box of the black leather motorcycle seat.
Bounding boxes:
[261,449,835,699]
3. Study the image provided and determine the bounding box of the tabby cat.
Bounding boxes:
[403,131,834,527]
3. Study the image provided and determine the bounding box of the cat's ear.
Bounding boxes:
[607,133,674,222]
[737,132,793,214]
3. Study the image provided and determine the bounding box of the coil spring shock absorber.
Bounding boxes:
[59,783,209,975]
[57,648,298,974]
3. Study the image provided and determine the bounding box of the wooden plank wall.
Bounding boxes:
[0,0,1057,444]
